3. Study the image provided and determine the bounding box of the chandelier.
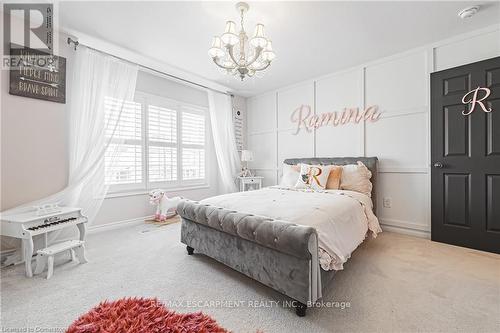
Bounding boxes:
[208,2,276,81]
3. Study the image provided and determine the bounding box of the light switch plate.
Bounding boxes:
[383,197,392,208]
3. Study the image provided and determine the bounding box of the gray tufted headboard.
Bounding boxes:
[283,157,378,214]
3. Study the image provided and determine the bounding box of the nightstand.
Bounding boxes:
[238,176,263,192]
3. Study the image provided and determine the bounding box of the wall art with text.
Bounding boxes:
[9,44,66,104]
[290,104,381,135]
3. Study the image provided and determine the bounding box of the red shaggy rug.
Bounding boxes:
[66,297,230,333]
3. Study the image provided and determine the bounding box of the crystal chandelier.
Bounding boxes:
[208,2,276,81]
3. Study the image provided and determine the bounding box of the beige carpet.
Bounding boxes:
[1,222,499,332]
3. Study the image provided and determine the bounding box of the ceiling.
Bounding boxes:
[59,1,500,97]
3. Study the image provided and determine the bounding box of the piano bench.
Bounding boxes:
[34,240,88,279]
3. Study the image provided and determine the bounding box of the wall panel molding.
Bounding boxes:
[380,108,428,119]
[246,26,500,238]
[248,129,277,136]
[253,167,279,171]
[378,167,429,174]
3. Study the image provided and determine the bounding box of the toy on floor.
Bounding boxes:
[149,190,181,222]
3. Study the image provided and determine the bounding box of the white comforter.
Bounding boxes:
[201,186,382,271]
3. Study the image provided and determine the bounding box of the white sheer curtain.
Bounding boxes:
[1,47,138,249]
[62,47,139,221]
[207,91,241,193]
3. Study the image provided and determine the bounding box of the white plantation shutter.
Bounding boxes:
[182,148,205,180]
[181,110,205,181]
[149,146,177,182]
[105,144,142,185]
[104,97,143,186]
[104,91,207,191]
[148,105,176,143]
[104,97,142,140]
[182,112,205,145]
[148,104,178,183]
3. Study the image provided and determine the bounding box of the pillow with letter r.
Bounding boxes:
[295,164,333,190]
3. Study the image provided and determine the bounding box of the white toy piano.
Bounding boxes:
[1,207,88,278]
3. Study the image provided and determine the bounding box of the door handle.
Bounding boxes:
[433,162,444,168]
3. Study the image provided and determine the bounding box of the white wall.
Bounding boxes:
[1,32,72,212]
[246,25,500,238]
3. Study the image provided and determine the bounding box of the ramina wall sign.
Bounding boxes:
[290,104,381,135]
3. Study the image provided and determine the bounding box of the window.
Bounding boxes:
[104,97,143,187]
[104,93,207,193]
[148,104,177,183]
[181,112,205,181]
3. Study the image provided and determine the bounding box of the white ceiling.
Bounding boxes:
[59,1,500,97]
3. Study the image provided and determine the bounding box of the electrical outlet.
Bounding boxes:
[383,197,392,208]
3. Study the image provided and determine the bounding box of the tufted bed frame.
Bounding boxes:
[178,157,378,317]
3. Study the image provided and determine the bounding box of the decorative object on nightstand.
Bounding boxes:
[239,150,254,177]
[238,176,263,192]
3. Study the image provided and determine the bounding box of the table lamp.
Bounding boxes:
[240,150,253,177]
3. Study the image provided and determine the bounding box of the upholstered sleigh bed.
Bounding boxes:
[178,157,378,317]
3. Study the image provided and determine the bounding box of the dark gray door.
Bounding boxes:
[431,56,500,254]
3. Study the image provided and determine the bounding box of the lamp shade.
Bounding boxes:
[261,40,276,61]
[221,21,239,46]
[250,23,268,48]
[208,36,225,58]
[224,20,237,34]
[241,150,254,162]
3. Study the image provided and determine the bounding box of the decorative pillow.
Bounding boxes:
[340,161,373,196]
[279,163,301,187]
[325,166,343,190]
[295,164,333,190]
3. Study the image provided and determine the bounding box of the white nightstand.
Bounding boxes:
[238,176,264,192]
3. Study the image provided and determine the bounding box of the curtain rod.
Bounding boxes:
[66,37,233,97]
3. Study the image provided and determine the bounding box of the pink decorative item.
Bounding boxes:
[290,104,381,135]
[66,297,231,333]
[461,86,492,115]
[149,189,181,222]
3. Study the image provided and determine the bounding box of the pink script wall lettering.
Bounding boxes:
[290,105,381,135]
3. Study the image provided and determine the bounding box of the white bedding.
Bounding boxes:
[201,186,382,271]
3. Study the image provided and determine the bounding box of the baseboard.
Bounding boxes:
[380,224,431,239]
[87,215,154,234]
[379,217,430,231]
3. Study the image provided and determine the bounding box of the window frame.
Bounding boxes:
[106,91,209,194]
[179,104,208,185]
[104,97,146,193]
